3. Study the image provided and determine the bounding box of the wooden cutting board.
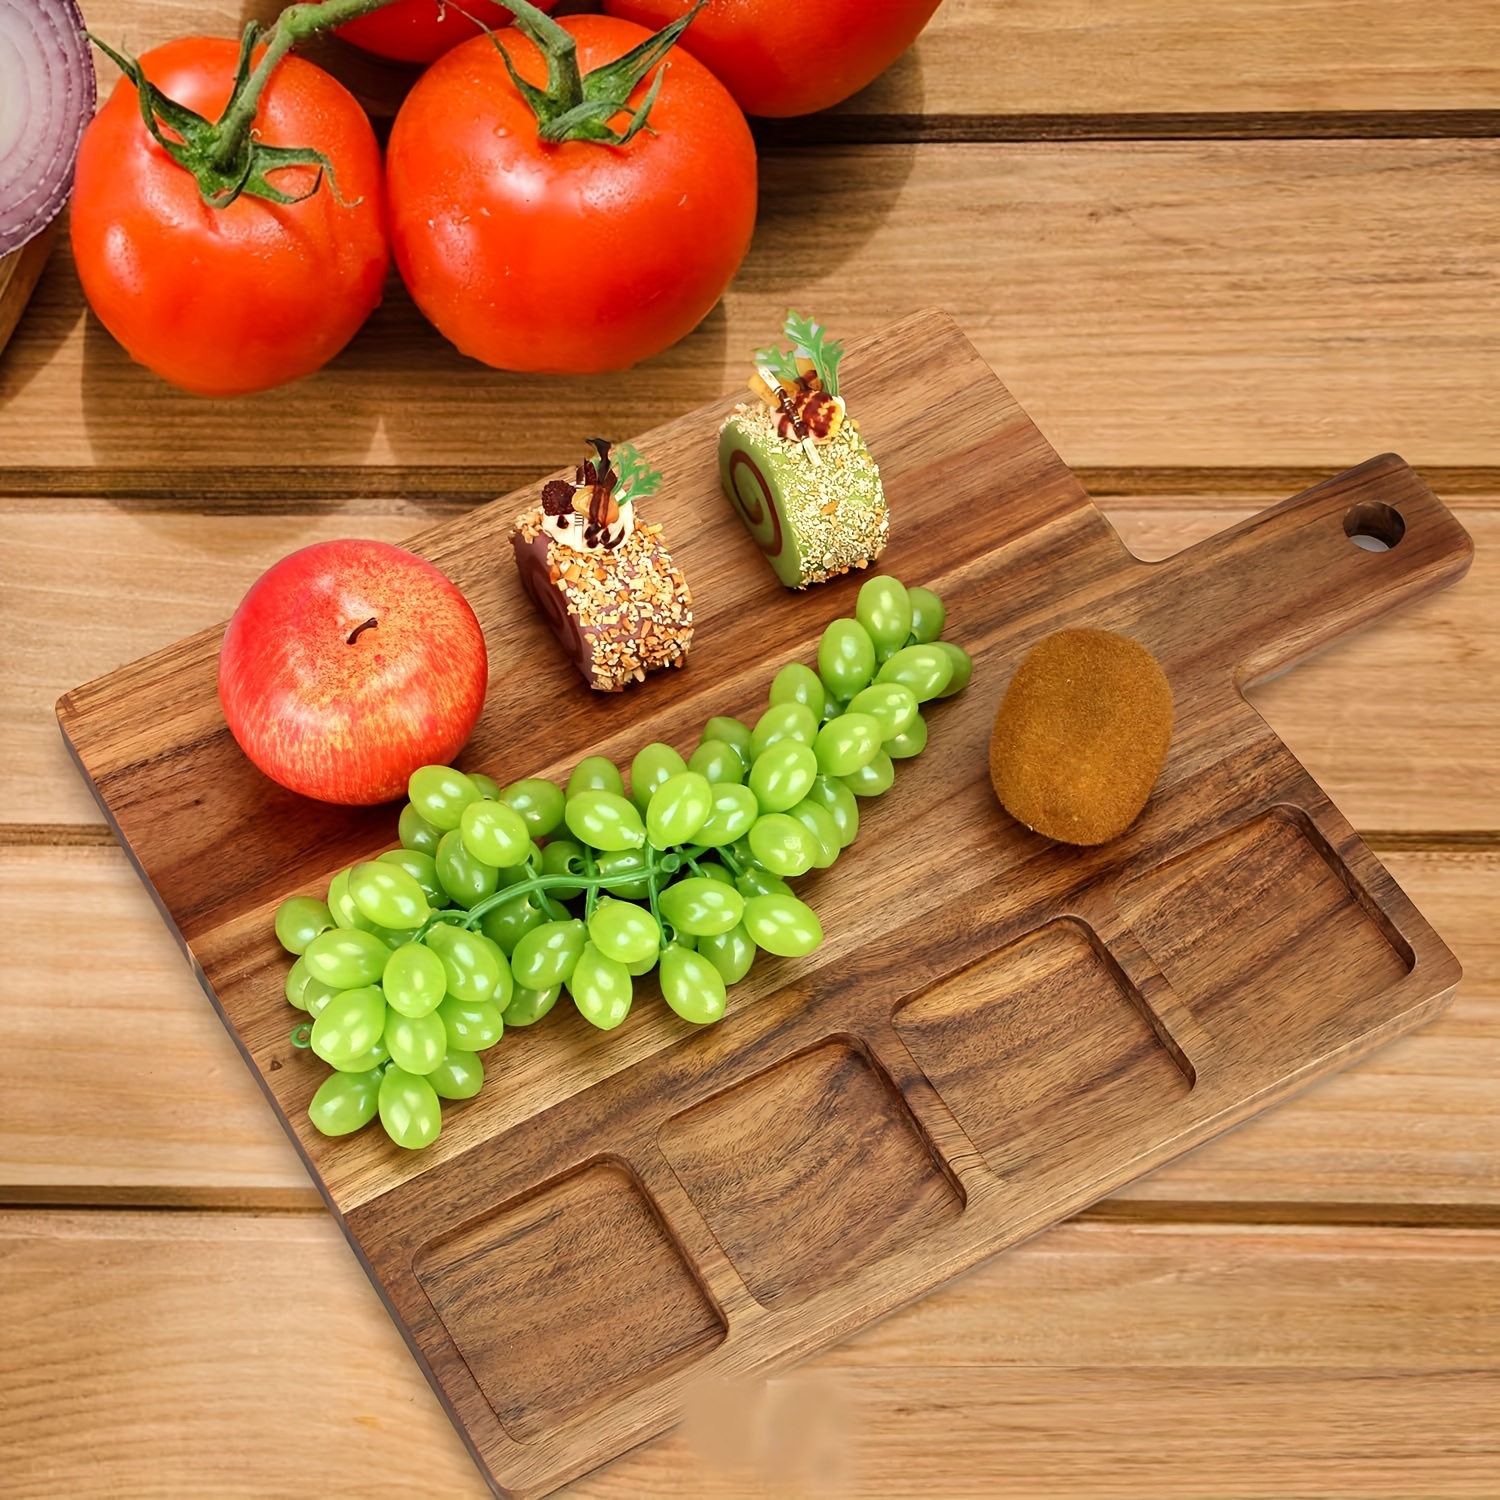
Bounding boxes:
[57,309,1473,1499]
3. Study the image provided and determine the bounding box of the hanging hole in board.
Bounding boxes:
[1344,501,1406,552]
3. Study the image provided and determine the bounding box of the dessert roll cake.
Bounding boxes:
[718,311,888,589]
[511,439,693,691]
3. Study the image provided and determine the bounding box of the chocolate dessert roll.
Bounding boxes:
[512,439,692,692]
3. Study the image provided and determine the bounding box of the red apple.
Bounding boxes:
[218,539,488,805]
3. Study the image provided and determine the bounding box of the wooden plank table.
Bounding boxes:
[2,3,1497,1494]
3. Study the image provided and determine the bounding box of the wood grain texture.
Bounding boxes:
[5,504,1497,829]
[51,314,1472,1495]
[0,229,59,361]
[78,0,1500,119]
[7,842,1494,1206]
[3,1212,1498,1499]
[6,143,1500,474]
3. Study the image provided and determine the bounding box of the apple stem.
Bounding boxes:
[347,617,378,645]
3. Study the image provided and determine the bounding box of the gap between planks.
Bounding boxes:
[6,1187,1500,1232]
[3,466,1500,508]
[3,823,1495,854]
[754,110,1500,147]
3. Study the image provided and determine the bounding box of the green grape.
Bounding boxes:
[510,918,587,989]
[884,712,928,759]
[748,740,818,814]
[501,777,566,837]
[819,695,844,726]
[658,943,727,1025]
[379,1065,441,1150]
[804,775,859,848]
[856,575,913,661]
[934,641,973,698]
[333,1036,390,1074]
[566,755,625,798]
[425,921,510,1009]
[647,772,714,849]
[769,662,826,721]
[906,586,945,644]
[435,829,500,908]
[750,701,818,758]
[743,894,824,957]
[696,783,759,847]
[539,838,587,900]
[626,954,659,976]
[376,849,445,909]
[409,764,482,832]
[788,799,841,869]
[284,955,313,1010]
[630,742,688,812]
[817,618,877,699]
[697,923,756,986]
[436,995,505,1050]
[349,861,431,931]
[697,861,735,885]
[565,789,647,852]
[310,984,386,1069]
[303,927,389,989]
[398,802,442,856]
[326,868,379,933]
[842,749,895,798]
[275,896,334,956]
[700,716,752,772]
[386,1009,448,1075]
[460,799,533,870]
[812,712,883,778]
[588,897,661,966]
[846,682,919,741]
[567,942,634,1030]
[659,876,744,938]
[875,643,952,701]
[501,983,560,1026]
[687,738,745,786]
[747,813,816,877]
[479,891,547,956]
[307,1068,382,1137]
[732,863,793,900]
[470,772,502,800]
[383,942,447,1018]
[303,977,342,1018]
[430,1050,484,1100]
[594,848,652,900]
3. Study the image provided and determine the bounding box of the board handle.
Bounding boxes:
[1149,454,1473,688]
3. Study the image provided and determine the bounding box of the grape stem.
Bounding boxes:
[410,839,722,943]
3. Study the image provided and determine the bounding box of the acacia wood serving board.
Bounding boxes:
[58,310,1472,1499]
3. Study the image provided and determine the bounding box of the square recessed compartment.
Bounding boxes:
[1116,808,1413,1072]
[659,1039,962,1311]
[893,920,1190,1180]
[414,1161,725,1443]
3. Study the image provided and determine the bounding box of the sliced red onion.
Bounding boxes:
[0,0,95,257]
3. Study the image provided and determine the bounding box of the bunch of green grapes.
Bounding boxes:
[272,574,971,1151]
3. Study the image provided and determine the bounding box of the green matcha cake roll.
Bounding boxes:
[718,312,888,589]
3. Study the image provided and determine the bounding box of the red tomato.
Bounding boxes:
[603,0,943,117]
[386,15,756,374]
[336,0,557,66]
[70,38,389,398]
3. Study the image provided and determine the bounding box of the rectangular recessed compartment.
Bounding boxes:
[658,1038,964,1310]
[893,920,1192,1183]
[414,1160,726,1443]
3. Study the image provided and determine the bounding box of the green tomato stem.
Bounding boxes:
[212,0,402,168]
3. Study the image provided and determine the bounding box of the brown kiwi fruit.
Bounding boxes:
[989,628,1173,845]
